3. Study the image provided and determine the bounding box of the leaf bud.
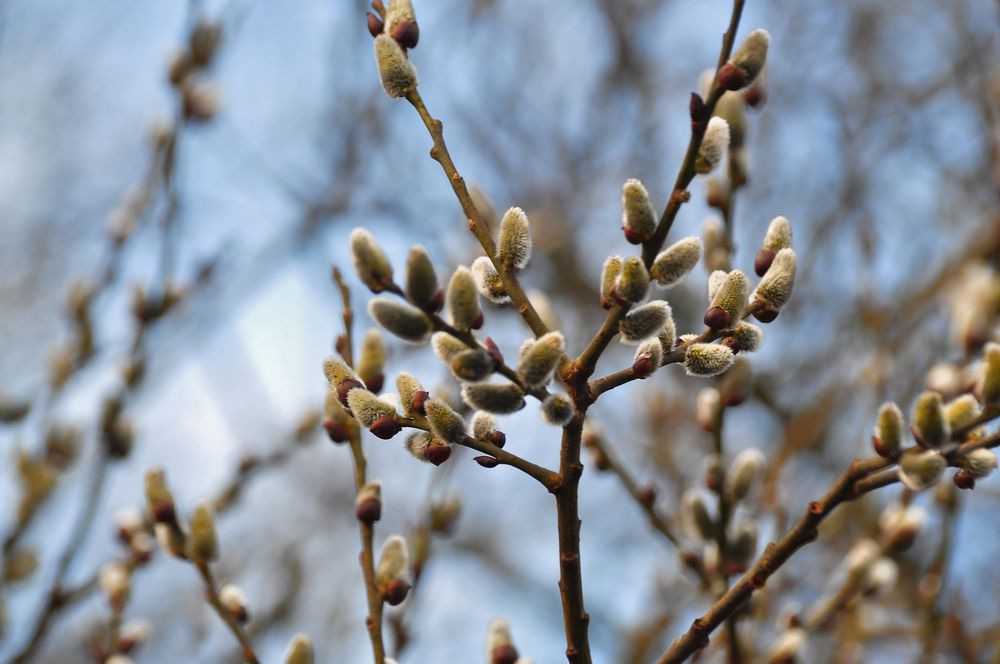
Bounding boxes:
[600,256,623,308]
[451,348,496,383]
[750,248,796,321]
[374,34,417,98]
[910,391,950,449]
[697,388,722,432]
[461,382,526,415]
[897,450,946,492]
[349,228,393,292]
[681,490,715,542]
[517,331,565,387]
[684,343,734,377]
[219,584,250,624]
[620,301,672,345]
[368,297,431,344]
[540,394,575,426]
[944,394,982,432]
[613,256,650,304]
[404,245,440,311]
[472,257,510,304]
[621,179,657,244]
[357,329,386,392]
[754,216,792,276]
[695,117,730,175]
[283,634,314,664]
[498,207,532,270]
[704,269,748,330]
[721,322,763,353]
[424,398,467,444]
[650,237,702,287]
[632,338,663,378]
[872,402,904,457]
[718,356,752,406]
[724,448,764,502]
[356,481,382,523]
[446,266,482,331]
[187,503,218,563]
[486,618,519,664]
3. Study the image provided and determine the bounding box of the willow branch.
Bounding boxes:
[655,431,1000,664]
[403,89,554,342]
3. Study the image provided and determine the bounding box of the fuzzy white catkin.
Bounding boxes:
[621,179,657,241]
[684,343,734,377]
[471,256,510,303]
[696,117,730,174]
[374,34,417,98]
[619,301,672,344]
[350,227,393,292]
[897,450,946,491]
[461,382,526,414]
[284,634,314,664]
[730,28,770,83]
[368,297,431,343]
[541,394,575,426]
[376,535,409,583]
[446,266,481,330]
[751,248,796,311]
[424,398,467,444]
[498,207,532,270]
[650,237,702,287]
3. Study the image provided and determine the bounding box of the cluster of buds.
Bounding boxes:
[368,0,419,98]
[168,18,223,122]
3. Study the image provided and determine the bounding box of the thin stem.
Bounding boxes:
[404,89,554,342]
[333,268,387,664]
[195,562,262,664]
[555,415,591,664]
[397,417,561,491]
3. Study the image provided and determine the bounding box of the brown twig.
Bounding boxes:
[195,562,261,664]
[332,268,387,664]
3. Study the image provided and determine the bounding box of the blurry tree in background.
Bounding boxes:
[1,0,1000,662]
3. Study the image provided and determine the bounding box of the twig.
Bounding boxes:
[195,562,261,664]
[403,90,553,341]
[554,415,591,664]
[332,268,387,664]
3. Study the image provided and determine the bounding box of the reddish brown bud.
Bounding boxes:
[717,62,749,91]
[337,378,365,408]
[638,485,657,508]
[364,372,385,394]
[370,0,385,13]
[335,334,350,360]
[953,470,976,490]
[703,305,733,330]
[632,355,655,379]
[474,455,499,468]
[492,643,519,664]
[383,578,411,606]
[743,84,766,108]
[491,430,506,448]
[324,419,351,443]
[150,502,176,524]
[690,92,706,122]
[367,12,384,38]
[356,497,382,523]
[752,307,779,324]
[872,434,892,459]
[593,449,610,471]
[428,289,445,313]
[754,247,777,277]
[484,337,504,367]
[425,443,452,466]
[391,20,419,49]
[623,226,649,245]
[369,415,401,440]
[410,390,429,416]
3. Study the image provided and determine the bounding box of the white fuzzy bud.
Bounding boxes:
[944,394,982,431]
[498,207,532,270]
[461,382,526,415]
[684,343,734,377]
[404,245,439,310]
[620,301,672,345]
[350,227,393,292]
[681,490,715,542]
[541,394,575,426]
[696,388,722,431]
[911,391,950,449]
[981,342,1000,407]
[705,269,748,330]
[650,237,702,287]
[750,248,796,318]
[424,398,467,444]
[600,255,623,307]
[898,450,946,491]
[346,389,397,428]
[614,257,650,304]
[374,34,417,98]
[729,29,770,84]
[517,332,565,388]
[368,297,431,344]
[431,332,467,364]
[376,535,409,585]
[471,257,510,304]
[447,266,482,331]
[621,179,657,243]
[961,448,998,479]
[471,411,497,440]
[695,117,730,175]
[873,402,904,457]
